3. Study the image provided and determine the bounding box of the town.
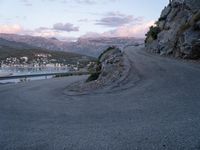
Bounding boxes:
[0,53,91,72]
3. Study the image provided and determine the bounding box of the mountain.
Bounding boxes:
[74,37,144,57]
[0,33,68,51]
[0,33,143,57]
[0,38,94,65]
[145,0,200,59]
[0,38,35,50]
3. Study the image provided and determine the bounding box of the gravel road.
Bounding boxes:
[1,46,200,150]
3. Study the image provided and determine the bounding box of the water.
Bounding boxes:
[0,66,69,84]
[0,66,69,75]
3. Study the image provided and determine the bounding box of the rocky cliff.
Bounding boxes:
[145,0,200,59]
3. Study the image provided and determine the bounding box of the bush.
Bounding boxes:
[86,60,102,82]
[86,46,117,82]
[145,26,161,43]
[190,11,200,25]
[86,72,101,82]
[158,17,166,21]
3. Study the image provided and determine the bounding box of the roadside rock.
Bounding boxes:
[67,47,130,93]
[145,0,200,59]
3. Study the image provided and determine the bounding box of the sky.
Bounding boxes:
[0,0,169,40]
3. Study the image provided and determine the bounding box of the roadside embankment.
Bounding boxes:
[66,46,132,94]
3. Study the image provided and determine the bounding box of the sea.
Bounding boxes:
[0,66,69,84]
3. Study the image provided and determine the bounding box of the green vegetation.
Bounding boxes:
[158,16,166,22]
[86,72,101,82]
[178,23,191,35]
[145,26,161,43]
[86,61,101,82]
[86,46,117,82]
[190,11,200,25]
[178,11,200,35]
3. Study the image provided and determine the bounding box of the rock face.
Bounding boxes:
[96,47,125,85]
[145,0,200,59]
[67,47,131,93]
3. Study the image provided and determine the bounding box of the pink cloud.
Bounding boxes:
[81,32,102,38]
[31,29,60,37]
[0,24,60,38]
[103,20,155,38]
[0,24,22,34]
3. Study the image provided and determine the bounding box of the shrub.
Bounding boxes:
[190,11,200,25]
[145,26,161,43]
[86,72,101,82]
[158,17,166,22]
[86,60,102,82]
[86,46,117,82]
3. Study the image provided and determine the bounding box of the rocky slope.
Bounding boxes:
[145,0,200,59]
[67,47,131,93]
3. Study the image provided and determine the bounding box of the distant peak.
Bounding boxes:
[49,37,58,41]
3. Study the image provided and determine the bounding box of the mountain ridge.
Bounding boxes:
[0,33,144,57]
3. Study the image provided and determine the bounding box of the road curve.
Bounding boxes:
[1,46,200,150]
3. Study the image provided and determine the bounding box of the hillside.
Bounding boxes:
[0,38,95,65]
[0,34,67,52]
[145,0,200,59]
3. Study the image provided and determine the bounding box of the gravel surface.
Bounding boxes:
[1,46,200,150]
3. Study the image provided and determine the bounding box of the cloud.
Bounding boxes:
[23,28,78,41]
[33,30,58,37]
[78,19,89,22]
[52,0,98,5]
[60,0,121,5]
[0,22,79,38]
[53,23,79,32]
[20,0,32,6]
[81,32,102,38]
[0,24,59,38]
[74,0,96,4]
[18,27,60,38]
[96,12,142,27]
[0,24,23,34]
[102,20,155,38]
[81,20,154,38]
[0,20,154,40]
[32,28,59,37]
